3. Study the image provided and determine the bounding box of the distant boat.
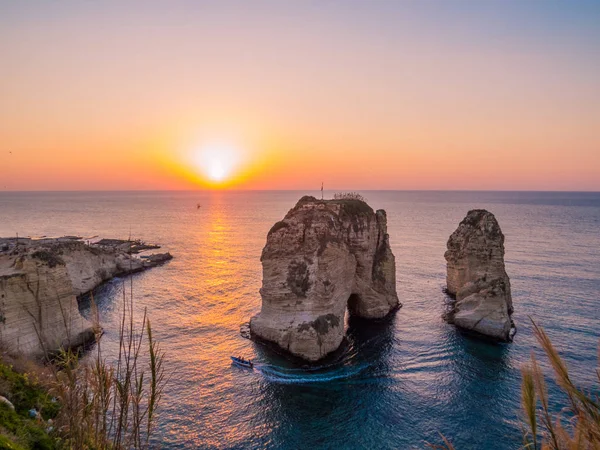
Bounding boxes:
[197,203,201,209]
[230,356,253,369]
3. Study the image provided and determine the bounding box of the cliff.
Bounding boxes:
[444,210,514,341]
[0,237,172,358]
[250,196,399,361]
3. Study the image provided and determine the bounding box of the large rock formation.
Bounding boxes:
[250,196,399,361]
[444,210,514,341]
[0,237,172,357]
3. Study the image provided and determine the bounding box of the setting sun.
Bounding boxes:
[194,142,241,184]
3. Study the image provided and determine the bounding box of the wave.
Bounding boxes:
[255,362,372,384]
[253,334,384,384]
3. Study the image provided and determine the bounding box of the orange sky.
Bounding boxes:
[1,2,599,191]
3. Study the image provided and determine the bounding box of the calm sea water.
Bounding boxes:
[1,190,599,449]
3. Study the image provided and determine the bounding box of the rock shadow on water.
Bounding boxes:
[431,325,520,449]
[447,326,512,368]
[77,278,121,316]
[441,287,513,374]
[78,268,155,319]
[244,307,398,375]
[250,313,400,449]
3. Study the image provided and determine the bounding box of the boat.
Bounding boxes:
[230,356,253,369]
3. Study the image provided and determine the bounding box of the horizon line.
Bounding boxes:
[1,188,599,194]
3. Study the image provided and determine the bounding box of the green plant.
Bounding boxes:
[332,193,374,217]
[333,192,367,202]
[0,361,60,450]
[30,250,64,268]
[0,362,58,419]
[0,433,27,450]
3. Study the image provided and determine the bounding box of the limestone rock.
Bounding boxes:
[250,196,399,361]
[0,256,95,357]
[0,238,172,358]
[444,209,514,341]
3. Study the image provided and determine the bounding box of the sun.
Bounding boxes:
[194,142,241,184]
[206,159,226,181]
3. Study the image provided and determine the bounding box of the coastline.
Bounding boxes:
[0,236,172,358]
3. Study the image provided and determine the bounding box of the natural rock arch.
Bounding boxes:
[250,196,400,361]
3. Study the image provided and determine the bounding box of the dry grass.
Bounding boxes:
[31,277,166,449]
[521,320,600,450]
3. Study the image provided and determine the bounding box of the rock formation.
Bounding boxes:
[444,210,514,341]
[250,196,399,361]
[0,237,172,358]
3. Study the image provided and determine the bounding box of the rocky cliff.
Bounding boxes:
[444,210,514,341]
[0,237,172,357]
[250,196,399,361]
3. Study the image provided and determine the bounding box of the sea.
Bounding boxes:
[1,190,599,449]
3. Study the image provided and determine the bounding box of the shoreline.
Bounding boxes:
[0,236,172,358]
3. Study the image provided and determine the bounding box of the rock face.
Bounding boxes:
[444,210,514,341]
[250,196,399,361]
[0,237,172,358]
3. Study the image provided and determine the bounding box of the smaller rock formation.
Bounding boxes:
[444,210,514,341]
[0,237,172,358]
[250,195,399,361]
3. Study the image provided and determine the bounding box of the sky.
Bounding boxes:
[1,1,599,191]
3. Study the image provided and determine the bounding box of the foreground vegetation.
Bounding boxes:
[0,359,59,449]
[0,283,165,449]
[521,321,600,449]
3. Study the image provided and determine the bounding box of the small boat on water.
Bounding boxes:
[230,356,253,369]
